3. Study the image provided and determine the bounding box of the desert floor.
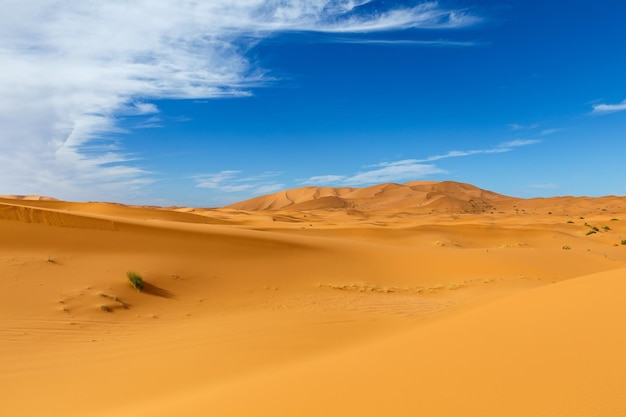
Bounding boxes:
[2,189,626,416]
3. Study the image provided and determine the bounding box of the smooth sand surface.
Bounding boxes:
[2,181,626,416]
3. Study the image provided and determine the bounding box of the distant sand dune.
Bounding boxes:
[226,180,626,218]
[227,180,513,212]
[0,194,59,201]
[0,202,118,230]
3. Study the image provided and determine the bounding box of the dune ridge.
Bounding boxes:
[1,181,626,416]
[0,202,118,230]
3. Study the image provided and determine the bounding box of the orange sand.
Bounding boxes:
[1,181,626,416]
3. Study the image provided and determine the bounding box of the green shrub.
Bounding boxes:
[586,230,597,236]
[621,240,626,245]
[127,271,144,291]
[566,220,574,224]
[602,226,611,231]
[562,245,571,250]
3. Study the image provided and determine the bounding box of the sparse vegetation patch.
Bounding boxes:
[127,271,144,291]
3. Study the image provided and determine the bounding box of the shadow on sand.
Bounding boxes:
[142,282,176,299]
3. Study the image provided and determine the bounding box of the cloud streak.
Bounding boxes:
[303,140,540,186]
[1,0,478,202]
[194,171,284,195]
[592,99,626,114]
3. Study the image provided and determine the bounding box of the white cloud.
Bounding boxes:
[592,99,626,114]
[422,139,540,162]
[302,139,541,187]
[498,139,541,148]
[129,102,160,115]
[507,123,539,130]
[305,175,348,184]
[194,170,283,195]
[256,184,286,194]
[194,171,243,190]
[1,0,477,202]
[423,149,503,162]
[346,160,445,185]
[540,128,562,136]
[135,116,163,129]
[304,160,445,186]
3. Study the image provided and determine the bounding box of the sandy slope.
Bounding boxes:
[118,268,626,417]
[1,183,626,416]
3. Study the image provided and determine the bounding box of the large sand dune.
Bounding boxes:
[1,181,626,416]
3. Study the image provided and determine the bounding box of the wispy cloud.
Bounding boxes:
[507,123,539,131]
[194,171,284,195]
[1,1,478,202]
[303,140,541,186]
[308,161,446,186]
[592,99,626,114]
[499,139,541,148]
[422,139,540,162]
[134,116,163,129]
[540,128,562,136]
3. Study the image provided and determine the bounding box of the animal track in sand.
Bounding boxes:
[56,287,130,315]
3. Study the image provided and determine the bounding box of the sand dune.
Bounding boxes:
[120,268,626,417]
[226,180,513,213]
[1,181,626,416]
[0,194,58,201]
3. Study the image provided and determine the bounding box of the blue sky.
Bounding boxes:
[2,1,625,206]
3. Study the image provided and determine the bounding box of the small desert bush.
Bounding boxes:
[127,271,144,291]
[621,240,626,246]
[562,245,571,250]
[586,230,597,236]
